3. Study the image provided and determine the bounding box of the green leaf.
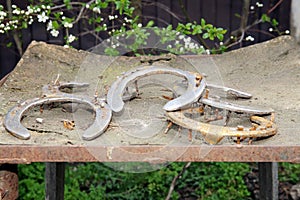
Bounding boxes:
[6,42,13,48]
[95,26,102,32]
[166,24,173,31]
[217,33,224,41]
[201,18,206,26]
[146,20,154,27]
[272,19,279,27]
[234,13,241,18]
[202,32,209,39]
[52,20,60,29]
[261,14,270,22]
[104,47,120,56]
[192,25,202,35]
[22,21,28,29]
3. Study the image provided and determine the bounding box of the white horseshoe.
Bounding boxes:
[107,66,206,112]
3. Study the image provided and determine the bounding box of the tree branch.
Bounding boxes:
[6,0,23,56]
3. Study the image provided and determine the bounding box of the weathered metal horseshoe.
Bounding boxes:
[4,96,112,140]
[206,84,252,99]
[200,97,274,115]
[107,66,207,112]
[165,107,277,144]
[171,81,273,115]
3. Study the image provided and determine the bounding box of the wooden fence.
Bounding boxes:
[0,0,291,79]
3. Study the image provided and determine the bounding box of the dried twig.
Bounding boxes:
[165,162,191,200]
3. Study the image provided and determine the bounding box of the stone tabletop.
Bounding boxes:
[0,36,299,163]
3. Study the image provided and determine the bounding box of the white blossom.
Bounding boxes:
[47,20,53,30]
[26,6,33,14]
[50,29,59,37]
[179,47,184,53]
[250,6,255,10]
[85,4,90,8]
[256,2,263,7]
[37,12,49,23]
[0,11,6,17]
[12,9,20,15]
[269,27,273,32]
[178,35,185,40]
[63,21,73,28]
[108,15,114,20]
[137,23,142,28]
[67,34,76,43]
[28,18,34,25]
[245,35,255,41]
[206,49,210,55]
[63,45,69,48]
[285,30,290,34]
[92,7,101,14]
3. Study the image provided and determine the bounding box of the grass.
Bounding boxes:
[17,162,300,199]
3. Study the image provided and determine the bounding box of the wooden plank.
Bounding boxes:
[278,0,291,32]
[31,22,48,41]
[0,38,18,78]
[170,0,182,26]
[45,163,65,200]
[201,0,216,25]
[186,0,201,22]
[142,0,157,26]
[216,0,231,40]
[229,0,243,33]
[156,0,172,27]
[258,162,279,200]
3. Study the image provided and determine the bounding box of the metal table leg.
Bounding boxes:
[258,162,278,200]
[45,162,65,200]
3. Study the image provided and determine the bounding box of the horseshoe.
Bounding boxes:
[166,107,277,144]
[107,65,207,112]
[4,96,112,141]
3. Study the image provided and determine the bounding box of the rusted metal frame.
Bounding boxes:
[0,145,299,163]
[45,162,65,200]
[258,162,279,200]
